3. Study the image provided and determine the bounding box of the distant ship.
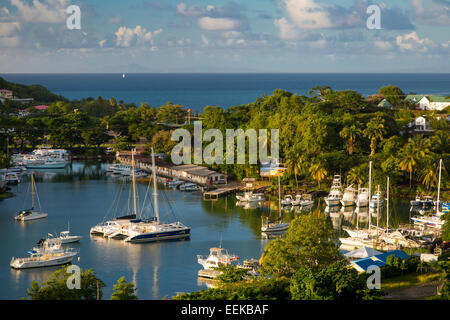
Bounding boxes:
[122,73,126,78]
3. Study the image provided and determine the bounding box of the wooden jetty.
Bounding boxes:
[203,185,241,200]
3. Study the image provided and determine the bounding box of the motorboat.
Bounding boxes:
[235,191,265,202]
[25,159,67,169]
[166,179,184,188]
[4,172,20,184]
[179,183,201,192]
[341,184,357,207]
[45,227,82,244]
[14,173,47,221]
[281,195,294,206]
[325,175,343,206]
[197,247,240,270]
[10,240,78,269]
[369,191,383,209]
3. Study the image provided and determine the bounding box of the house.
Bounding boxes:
[0,89,13,99]
[405,95,450,111]
[350,250,409,273]
[408,115,434,135]
[377,98,393,109]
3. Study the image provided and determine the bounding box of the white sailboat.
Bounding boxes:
[412,159,445,229]
[261,174,289,233]
[14,173,48,221]
[325,175,343,206]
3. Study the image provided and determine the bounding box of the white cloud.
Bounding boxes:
[410,0,450,25]
[374,40,393,50]
[197,17,241,30]
[396,31,433,51]
[10,0,69,23]
[274,17,303,40]
[282,0,335,29]
[114,26,163,47]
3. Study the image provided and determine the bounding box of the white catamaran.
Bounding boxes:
[14,173,48,221]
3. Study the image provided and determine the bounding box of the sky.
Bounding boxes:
[0,0,449,73]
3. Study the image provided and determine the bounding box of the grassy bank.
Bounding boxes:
[381,272,441,291]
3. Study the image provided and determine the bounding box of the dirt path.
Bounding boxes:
[384,281,443,300]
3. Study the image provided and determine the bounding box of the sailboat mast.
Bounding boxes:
[131,149,137,218]
[386,176,389,230]
[376,184,380,244]
[278,174,281,217]
[151,148,159,222]
[31,173,35,208]
[368,161,372,228]
[436,159,442,216]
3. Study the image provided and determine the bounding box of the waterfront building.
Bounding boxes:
[405,95,450,111]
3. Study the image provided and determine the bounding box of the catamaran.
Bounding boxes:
[10,239,78,269]
[121,148,191,243]
[325,175,343,206]
[14,173,48,221]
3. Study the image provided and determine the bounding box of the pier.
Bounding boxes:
[203,184,241,200]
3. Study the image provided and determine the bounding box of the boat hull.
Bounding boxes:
[125,228,191,243]
[15,212,48,221]
[10,253,76,269]
[325,199,341,207]
[340,200,355,207]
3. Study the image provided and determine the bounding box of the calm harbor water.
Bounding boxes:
[0,162,413,300]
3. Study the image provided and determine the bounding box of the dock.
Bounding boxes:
[198,269,222,279]
[203,185,241,200]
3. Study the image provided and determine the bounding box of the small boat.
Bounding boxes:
[261,217,289,232]
[369,191,383,209]
[25,159,67,169]
[411,215,444,229]
[14,173,47,221]
[10,240,78,269]
[341,184,357,207]
[325,175,343,206]
[166,179,184,188]
[281,195,294,206]
[4,172,20,184]
[179,183,201,192]
[356,188,369,207]
[45,224,82,244]
[235,191,265,202]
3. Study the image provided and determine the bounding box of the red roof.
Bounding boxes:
[34,105,48,110]
[0,89,12,92]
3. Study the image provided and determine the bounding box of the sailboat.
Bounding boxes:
[261,174,290,233]
[14,173,48,221]
[411,159,445,229]
[123,148,190,243]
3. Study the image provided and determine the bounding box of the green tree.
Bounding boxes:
[363,115,387,157]
[110,277,138,300]
[26,266,105,300]
[378,85,405,106]
[340,124,361,155]
[309,162,327,188]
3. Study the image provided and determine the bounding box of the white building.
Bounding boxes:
[405,95,450,111]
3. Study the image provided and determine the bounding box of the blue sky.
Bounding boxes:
[0,0,449,72]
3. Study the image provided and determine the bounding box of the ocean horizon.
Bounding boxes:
[2,73,449,112]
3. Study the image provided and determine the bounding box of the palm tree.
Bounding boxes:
[347,166,364,185]
[339,125,361,155]
[309,162,327,188]
[399,144,418,189]
[420,165,438,192]
[363,115,387,157]
[285,152,303,188]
